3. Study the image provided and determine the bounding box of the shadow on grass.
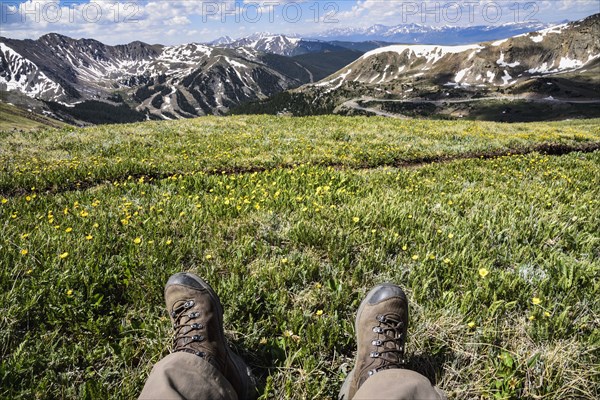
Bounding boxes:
[405,350,452,387]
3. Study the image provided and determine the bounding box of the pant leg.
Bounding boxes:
[352,369,446,400]
[139,352,238,400]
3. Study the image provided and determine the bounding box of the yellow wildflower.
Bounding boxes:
[59,252,69,259]
[352,217,360,223]
[478,268,489,278]
[532,297,541,305]
[20,249,28,256]
[133,237,142,244]
[283,330,293,338]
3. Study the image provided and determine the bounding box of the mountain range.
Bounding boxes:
[235,14,600,121]
[0,33,366,123]
[307,21,552,44]
[1,16,598,124]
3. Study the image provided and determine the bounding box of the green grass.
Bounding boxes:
[1,116,599,399]
[1,115,598,195]
[0,102,67,132]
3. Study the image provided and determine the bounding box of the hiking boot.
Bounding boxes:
[339,283,409,400]
[165,272,256,400]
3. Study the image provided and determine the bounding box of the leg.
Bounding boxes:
[352,369,445,400]
[139,352,237,400]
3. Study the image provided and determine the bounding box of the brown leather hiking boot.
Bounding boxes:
[165,272,256,400]
[339,283,409,400]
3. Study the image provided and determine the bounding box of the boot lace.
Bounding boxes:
[367,313,406,376]
[171,299,206,357]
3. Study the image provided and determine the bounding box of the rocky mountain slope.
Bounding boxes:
[245,14,599,120]
[0,33,349,122]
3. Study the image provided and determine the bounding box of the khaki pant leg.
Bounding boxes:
[139,352,238,400]
[353,369,446,400]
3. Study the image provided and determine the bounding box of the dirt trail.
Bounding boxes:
[338,96,600,117]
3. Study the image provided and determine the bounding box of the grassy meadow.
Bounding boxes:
[0,102,68,133]
[1,115,599,399]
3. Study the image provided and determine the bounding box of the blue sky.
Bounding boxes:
[1,1,599,44]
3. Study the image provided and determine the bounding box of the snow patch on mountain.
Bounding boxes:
[527,23,569,42]
[454,67,471,82]
[492,39,508,46]
[0,43,65,100]
[316,68,352,92]
[496,52,520,68]
[362,44,484,64]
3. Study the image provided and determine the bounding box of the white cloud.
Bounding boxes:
[0,0,237,44]
[1,0,598,44]
[334,0,599,28]
[165,16,191,26]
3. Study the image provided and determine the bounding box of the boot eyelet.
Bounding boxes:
[184,300,195,308]
[372,340,382,346]
[190,323,204,330]
[189,311,200,318]
[372,327,383,333]
[370,351,380,358]
[195,351,205,357]
[192,335,204,342]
